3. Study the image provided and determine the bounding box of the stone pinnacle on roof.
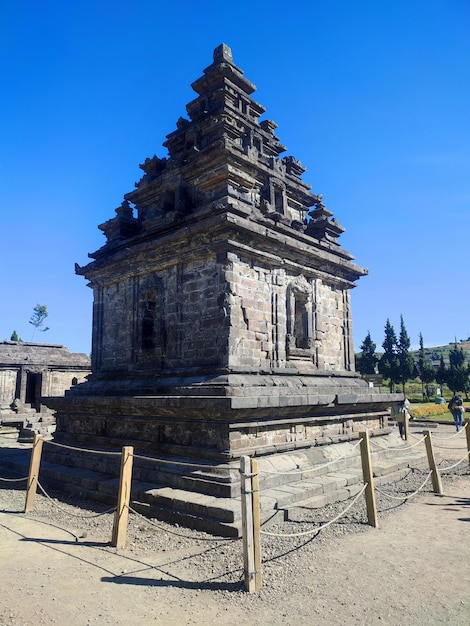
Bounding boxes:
[191,43,255,97]
[213,43,234,65]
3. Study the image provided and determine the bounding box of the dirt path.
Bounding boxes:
[1,472,469,626]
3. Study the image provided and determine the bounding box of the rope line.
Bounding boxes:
[240,470,259,478]
[438,452,470,472]
[36,480,116,518]
[126,503,240,542]
[131,452,237,472]
[432,441,467,450]
[370,438,404,450]
[370,434,426,451]
[260,438,364,477]
[0,475,28,483]
[431,423,467,440]
[396,435,427,451]
[382,467,414,482]
[375,471,433,501]
[44,439,122,457]
[46,440,239,472]
[260,483,367,538]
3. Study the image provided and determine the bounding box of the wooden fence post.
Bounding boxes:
[465,418,470,466]
[251,458,262,592]
[112,446,134,548]
[359,431,378,528]
[403,408,409,441]
[24,434,44,513]
[240,455,256,593]
[423,430,443,495]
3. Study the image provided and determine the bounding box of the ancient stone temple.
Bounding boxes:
[0,341,90,435]
[44,44,397,534]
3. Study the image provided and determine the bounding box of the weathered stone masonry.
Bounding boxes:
[0,341,90,432]
[44,44,397,508]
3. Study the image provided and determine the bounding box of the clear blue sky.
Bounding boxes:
[1,0,469,355]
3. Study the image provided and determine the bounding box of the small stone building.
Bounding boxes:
[44,45,398,523]
[0,341,90,425]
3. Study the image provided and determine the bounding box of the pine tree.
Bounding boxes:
[355,331,378,375]
[446,343,470,396]
[378,319,401,392]
[449,343,465,368]
[417,332,435,399]
[435,354,447,395]
[397,315,414,396]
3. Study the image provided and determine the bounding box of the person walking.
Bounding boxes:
[448,394,465,432]
[391,395,411,440]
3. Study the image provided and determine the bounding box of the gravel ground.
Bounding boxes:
[1,428,469,625]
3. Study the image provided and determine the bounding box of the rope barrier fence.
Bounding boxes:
[370,434,426,451]
[44,438,122,457]
[36,480,116,519]
[437,451,470,472]
[259,483,368,539]
[396,435,427,451]
[0,475,28,483]
[432,441,467,449]
[125,502,239,542]
[259,438,364,476]
[375,471,433,502]
[133,451,238,472]
[1,417,468,594]
[430,422,467,440]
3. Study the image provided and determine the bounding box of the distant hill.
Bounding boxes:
[356,340,470,363]
[414,340,470,363]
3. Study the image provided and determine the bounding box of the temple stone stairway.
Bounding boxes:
[0,426,432,537]
[0,406,56,442]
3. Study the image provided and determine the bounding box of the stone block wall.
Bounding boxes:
[225,252,353,372]
[228,412,387,456]
[93,255,229,374]
[0,342,90,416]
[42,370,88,397]
[0,369,18,410]
[169,257,227,369]
[92,247,355,377]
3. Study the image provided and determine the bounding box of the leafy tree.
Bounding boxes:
[416,332,435,399]
[10,330,22,342]
[378,319,400,392]
[29,304,50,340]
[397,315,414,395]
[355,331,378,375]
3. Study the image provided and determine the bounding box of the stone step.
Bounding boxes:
[41,471,243,537]
[42,445,237,498]
[131,486,241,537]
[0,437,432,538]
[1,418,26,429]
[0,447,242,536]
[279,465,416,521]
[0,426,21,436]
[259,443,429,513]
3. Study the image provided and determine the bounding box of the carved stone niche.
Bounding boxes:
[286,275,315,361]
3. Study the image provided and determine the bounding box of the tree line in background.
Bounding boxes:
[356,315,470,399]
